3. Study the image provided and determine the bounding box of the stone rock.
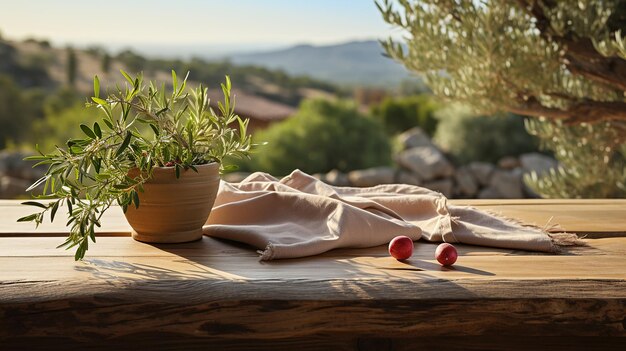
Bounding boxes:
[423,179,454,198]
[396,171,422,186]
[520,153,558,177]
[477,186,502,199]
[20,165,46,182]
[222,172,252,183]
[0,151,20,177]
[0,176,30,198]
[348,167,395,187]
[498,156,520,170]
[325,169,350,187]
[454,166,478,197]
[0,151,45,181]
[523,185,542,199]
[467,162,495,186]
[489,169,524,198]
[396,146,454,181]
[311,173,327,182]
[397,127,434,150]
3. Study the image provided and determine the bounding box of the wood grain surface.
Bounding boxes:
[1,199,625,349]
[3,199,626,236]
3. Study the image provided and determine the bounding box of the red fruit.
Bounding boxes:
[435,243,458,266]
[164,161,175,167]
[388,236,413,260]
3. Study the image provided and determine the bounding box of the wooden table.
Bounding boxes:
[1,199,625,350]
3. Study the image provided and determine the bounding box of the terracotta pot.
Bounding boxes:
[124,163,220,243]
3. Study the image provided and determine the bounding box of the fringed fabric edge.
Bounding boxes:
[479,207,585,253]
[258,242,275,261]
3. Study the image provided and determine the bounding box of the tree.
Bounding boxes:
[378,0,626,125]
[66,46,77,87]
[0,75,42,149]
[524,119,626,198]
[28,102,93,153]
[116,49,146,74]
[370,95,439,135]
[101,53,111,73]
[378,0,626,198]
[252,99,391,175]
[0,75,24,148]
[434,104,538,164]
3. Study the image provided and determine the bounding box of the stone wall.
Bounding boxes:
[321,128,558,198]
[1,129,558,199]
[0,151,45,199]
[226,127,559,199]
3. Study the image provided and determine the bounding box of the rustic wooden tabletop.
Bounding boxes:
[1,199,625,350]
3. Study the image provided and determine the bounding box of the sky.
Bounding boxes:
[0,0,394,51]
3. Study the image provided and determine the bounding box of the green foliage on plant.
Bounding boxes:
[434,104,538,164]
[377,0,626,198]
[19,71,253,260]
[370,95,438,135]
[252,98,391,175]
[524,119,626,198]
[377,0,626,124]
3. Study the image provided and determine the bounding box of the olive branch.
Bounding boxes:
[19,70,254,260]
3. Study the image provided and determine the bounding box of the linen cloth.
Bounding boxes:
[203,170,564,260]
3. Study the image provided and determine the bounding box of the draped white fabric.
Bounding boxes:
[204,170,557,260]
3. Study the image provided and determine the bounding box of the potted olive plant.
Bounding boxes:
[19,71,253,260]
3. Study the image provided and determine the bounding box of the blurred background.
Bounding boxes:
[1,0,625,199]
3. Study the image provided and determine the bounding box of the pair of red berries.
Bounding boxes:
[388,236,458,266]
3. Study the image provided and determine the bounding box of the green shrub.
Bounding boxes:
[0,75,41,149]
[524,119,626,198]
[370,95,438,135]
[29,102,98,153]
[433,104,538,164]
[252,99,391,175]
[17,88,86,152]
[0,75,24,148]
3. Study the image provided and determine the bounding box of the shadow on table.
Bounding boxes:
[76,259,212,281]
[377,259,495,276]
[73,236,497,300]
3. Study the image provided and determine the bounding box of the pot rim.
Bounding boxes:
[151,161,219,171]
[128,161,220,180]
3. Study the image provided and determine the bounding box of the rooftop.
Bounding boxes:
[206,88,296,122]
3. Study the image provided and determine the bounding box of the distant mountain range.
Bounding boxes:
[228,40,420,87]
[61,39,420,88]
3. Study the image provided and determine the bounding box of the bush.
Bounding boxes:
[251,99,391,175]
[433,104,538,164]
[524,119,626,198]
[0,75,23,148]
[116,49,147,74]
[370,95,438,136]
[29,102,99,153]
[0,75,34,148]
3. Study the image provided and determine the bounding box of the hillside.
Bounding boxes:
[229,40,420,87]
[0,36,343,150]
[0,37,342,107]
